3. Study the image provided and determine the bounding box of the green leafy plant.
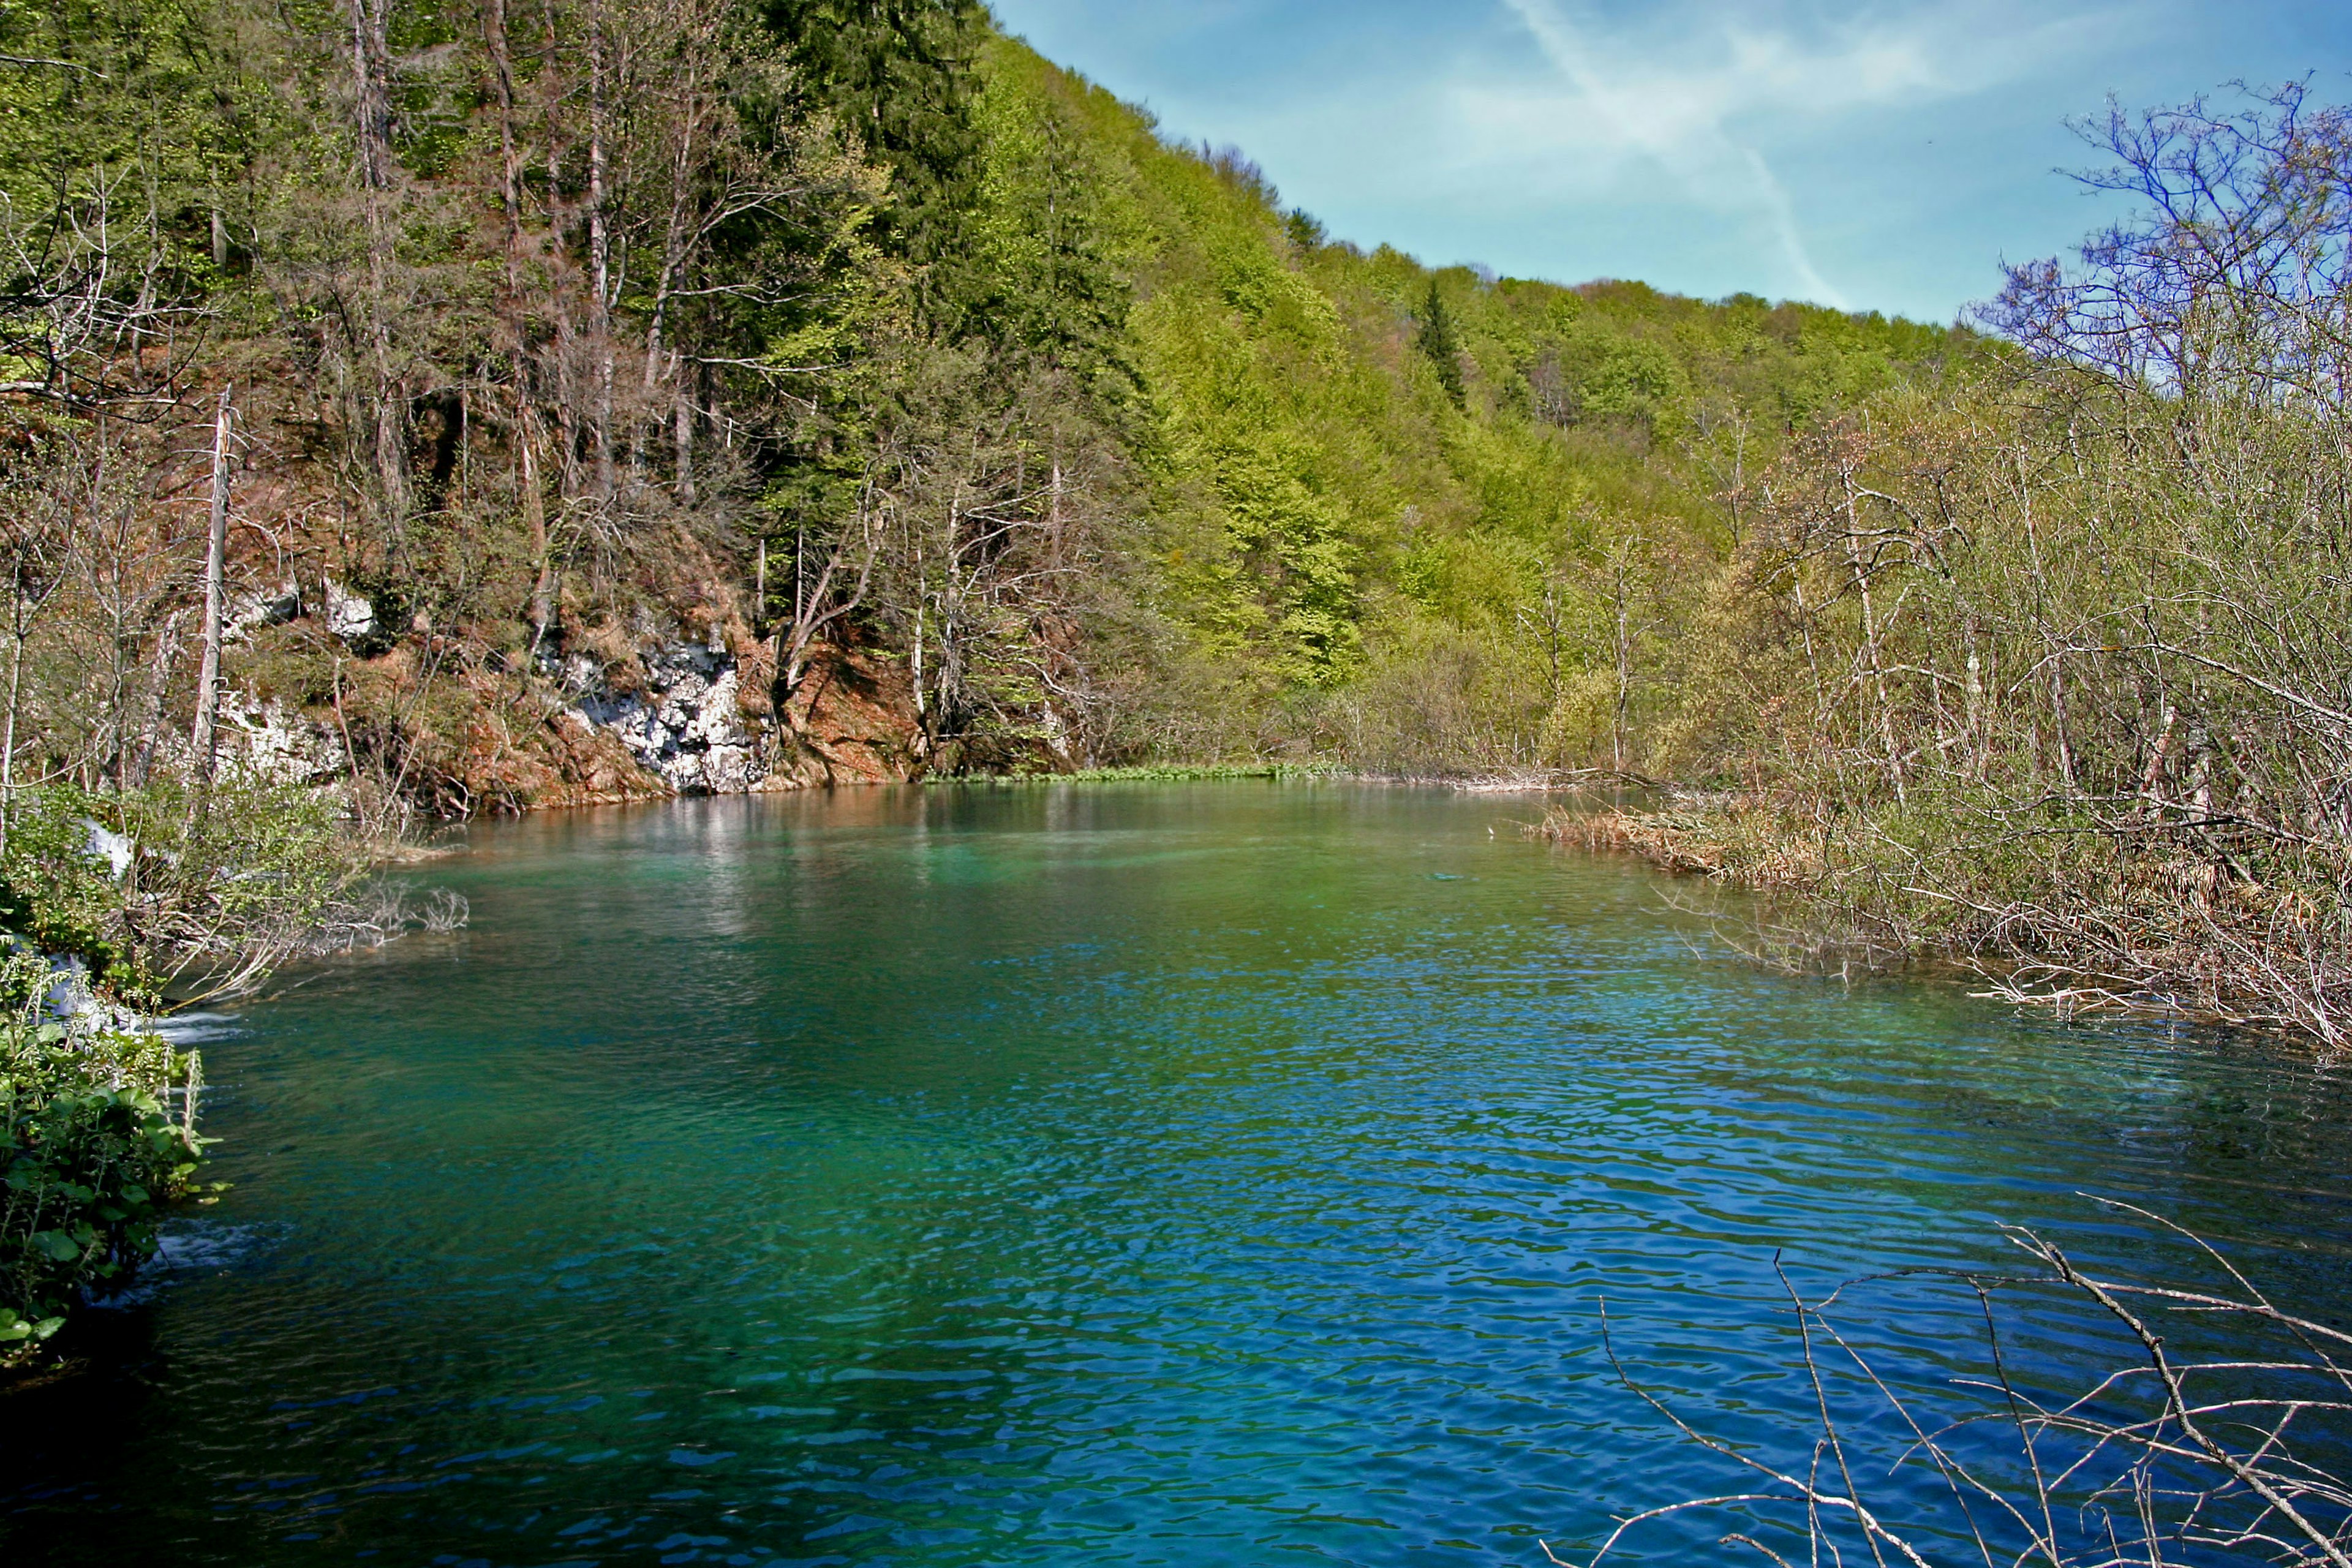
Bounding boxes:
[0,951,208,1363]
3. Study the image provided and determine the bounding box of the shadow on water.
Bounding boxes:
[5,783,2351,1565]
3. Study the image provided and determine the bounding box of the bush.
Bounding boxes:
[0,779,346,1365]
[0,951,205,1362]
[2,779,361,1003]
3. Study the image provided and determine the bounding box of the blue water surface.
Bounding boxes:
[4,783,2348,1566]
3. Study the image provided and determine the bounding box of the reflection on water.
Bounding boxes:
[3,783,2349,1566]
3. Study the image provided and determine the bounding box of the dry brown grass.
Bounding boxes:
[1533,802,1829,888]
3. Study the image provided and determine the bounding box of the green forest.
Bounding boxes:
[6,0,2352,1351]
[0,0,1971,801]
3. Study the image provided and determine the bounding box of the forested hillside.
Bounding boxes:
[0,0,1963,826]
[10,0,2352,1371]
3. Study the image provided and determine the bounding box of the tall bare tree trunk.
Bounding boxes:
[534,5,583,503]
[1843,470,1904,804]
[1611,549,1632,772]
[1,600,24,862]
[1964,629,1986,783]
[483,0,525,300]
[522,410,556,653]
[585,0,616,502]
[352,0,410,532]
[2017,451,2074,791]
[673,360,696,503]
[188,387,235,823]
[643,53,704,486]
[483,0,556,655]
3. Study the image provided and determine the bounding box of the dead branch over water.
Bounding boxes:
[1550,1201,2352,1568]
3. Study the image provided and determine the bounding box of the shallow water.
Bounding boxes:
[4,783,2350,1566]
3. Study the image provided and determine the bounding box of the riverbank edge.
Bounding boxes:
[1524,796,2347,1053]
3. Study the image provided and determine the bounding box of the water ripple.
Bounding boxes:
[5,786,2350,1566]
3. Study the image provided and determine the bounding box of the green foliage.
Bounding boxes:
[0,0,1977,799]
[0,785,295,1363]
[0,948,206,1364]
[925,762,1331,785]
[963,43,1147,401]
[1,782,356,1001]
[761,0,989,328]
[1604,85,2352,1042]
[998,55,1972,765]
[1414,279,1465,406]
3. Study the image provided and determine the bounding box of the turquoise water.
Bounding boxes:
[4,783,2350,1566]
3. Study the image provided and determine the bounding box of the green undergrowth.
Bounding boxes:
[0,948,210,1365]
[0,780,348,1371]
[924,763,1338,786]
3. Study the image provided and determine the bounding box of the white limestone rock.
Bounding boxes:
[325,580,377,642]
[570,641,770,795]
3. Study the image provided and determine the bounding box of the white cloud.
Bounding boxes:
[1444,0,2120,305]
[998,0,2182,314]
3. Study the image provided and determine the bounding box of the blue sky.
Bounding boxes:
[984,1,2352,325]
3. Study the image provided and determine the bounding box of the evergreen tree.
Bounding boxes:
[759,0,988,331]
[1415,279,1466,406]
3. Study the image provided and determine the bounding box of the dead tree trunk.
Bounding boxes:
[1843,469,1904,804]
[535,1,583,503]
[673,359,696,503]
[483,0,558,655]
[351,0,410,532]
[1,587,24,861]
[585,0,616,502]
[188,387,235,821]
[482,0,526,301]
[521,408,556,654]
[642,43,706,491]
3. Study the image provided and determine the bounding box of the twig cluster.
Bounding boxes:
[1550,1200,2352,1567]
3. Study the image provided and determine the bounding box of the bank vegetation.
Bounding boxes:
[1544,88,2352,1050]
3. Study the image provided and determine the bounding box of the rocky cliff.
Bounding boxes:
[216,608,922,812]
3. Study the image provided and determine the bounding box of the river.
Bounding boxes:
[4,782,2349,1565]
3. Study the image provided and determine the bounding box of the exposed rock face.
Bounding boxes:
[324,581,377,643]
[145,690,346,795]
[572,643,772,796]
[209,630,922,814]
[216,692,343,789]
[770,649,923,788]
[563,641,922,799]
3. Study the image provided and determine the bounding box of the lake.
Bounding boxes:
[4,782,2348,1565]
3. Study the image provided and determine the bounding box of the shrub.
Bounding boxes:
[2,779,361,1003]
[0,951,206,1362]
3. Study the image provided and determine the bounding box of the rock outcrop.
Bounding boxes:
[561,639,920,800]
[571,643,769,796]
[215,693,344,789]
[207,614,924,812]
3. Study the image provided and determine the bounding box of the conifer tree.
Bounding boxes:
[759,0,987,331]
[1415,279,1466,406]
